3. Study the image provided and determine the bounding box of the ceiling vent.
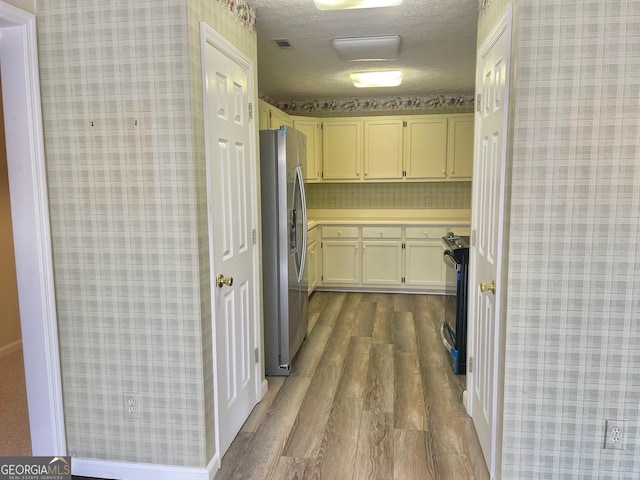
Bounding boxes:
[273,39,293,49]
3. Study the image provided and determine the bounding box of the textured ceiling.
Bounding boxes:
[251,0,479,101]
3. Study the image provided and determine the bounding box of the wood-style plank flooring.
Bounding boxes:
[215,292,489,480]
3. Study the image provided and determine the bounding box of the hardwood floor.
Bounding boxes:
[215,292,489,480]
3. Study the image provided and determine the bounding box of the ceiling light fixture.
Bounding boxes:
[331,36,400,61]
[314,0,403,10]
[350,70,402,88]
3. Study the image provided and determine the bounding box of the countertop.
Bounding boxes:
[307,209,470,229]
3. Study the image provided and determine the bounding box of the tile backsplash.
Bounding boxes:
[305,182,472,210]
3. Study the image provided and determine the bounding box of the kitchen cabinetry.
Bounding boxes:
[364,118,403,180]
[318,223,466,292]
[292,116,322,181]
[403,113,474,180]
[307,225,320,295]
[404,226,448,287]
[258,99,292,130]
[403,116,448,179]
[361,226,403,285]
[447,116,474,179]
[322,118,363,180]
[321,226,360,284]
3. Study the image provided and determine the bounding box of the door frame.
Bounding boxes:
[0,1,66,455]
[199,21,267,467]
[466,3,513,479]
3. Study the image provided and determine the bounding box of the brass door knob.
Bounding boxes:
[480,280,496,294]
[216,274,233,288]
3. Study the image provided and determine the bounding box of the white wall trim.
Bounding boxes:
[0,0,66,456]
[0,339,22,358]
[72,457,219,480]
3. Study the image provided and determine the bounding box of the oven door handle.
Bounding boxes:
[443,251,459,270]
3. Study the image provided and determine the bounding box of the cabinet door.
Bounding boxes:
[404,241,445,288]
[362,241,402,285]
[403,117,447,179]
[322,240,360,284]
[447,115,474,179]
[292,117,322,181]
[258,99,270,130]
[322,119,363,180]
[307,241,318,295]
[270,106,292,129]
[364,118,403,180]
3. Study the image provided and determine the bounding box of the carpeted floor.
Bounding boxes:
[0,347,32,456]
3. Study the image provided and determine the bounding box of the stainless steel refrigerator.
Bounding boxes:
[260,127,308,376]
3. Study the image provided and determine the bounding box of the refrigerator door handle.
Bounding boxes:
[295,165,307,283]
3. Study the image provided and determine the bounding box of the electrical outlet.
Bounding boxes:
[124,393,139,419]
[604,419,624,450]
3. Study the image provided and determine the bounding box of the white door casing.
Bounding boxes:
[467,4,512,479]
[201,23,261,461]
[0,1,66,455]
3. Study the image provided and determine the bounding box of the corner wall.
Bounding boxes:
[36,0,258,468]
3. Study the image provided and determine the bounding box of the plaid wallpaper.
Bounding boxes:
[36,0,257,467]
[306,182,472,210]
[498,1,640,478]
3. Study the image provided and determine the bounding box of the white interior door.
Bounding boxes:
[202,27,258,459]
[468,4,512,477]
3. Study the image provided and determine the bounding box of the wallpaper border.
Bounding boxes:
[216,0,256,33]
[266,94,475,114]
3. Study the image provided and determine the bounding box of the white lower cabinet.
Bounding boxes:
[307,226,321,295]
[362,242,403,285]
[404,226,448,288]
[322,241,360,284]
[319,223,461,292]
[361,226,403,286]
[404,242,445,287]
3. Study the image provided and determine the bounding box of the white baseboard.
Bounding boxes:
[0,339,22,358]
[72,456,220,480]
[260,378,269,399]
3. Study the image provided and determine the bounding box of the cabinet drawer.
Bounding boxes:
[322,226,359,239]
[362,226,402,239]
[308,226,319,245]
[405,226,448,240]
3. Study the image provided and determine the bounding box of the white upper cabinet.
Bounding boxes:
[447,115,474,179]
[292,116,322,181]
[364,118,404,180]
[322,118,363,180]
[403,116,448,179]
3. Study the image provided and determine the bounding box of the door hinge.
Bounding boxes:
[254,348,260,363]
[252,228,257,245]
[476,94,481,112]
[471,229,476,247]
[403,120,407,127]
[468,356,473,373]
[249,102,253,120]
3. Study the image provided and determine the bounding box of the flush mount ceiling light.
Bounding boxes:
[314,0,403,10]
[331,36,401,62]
[350,70,402,88]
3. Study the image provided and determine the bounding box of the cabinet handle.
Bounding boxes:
[424,231,429,237]
[338,230,342,236]
[379,232,384,237]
